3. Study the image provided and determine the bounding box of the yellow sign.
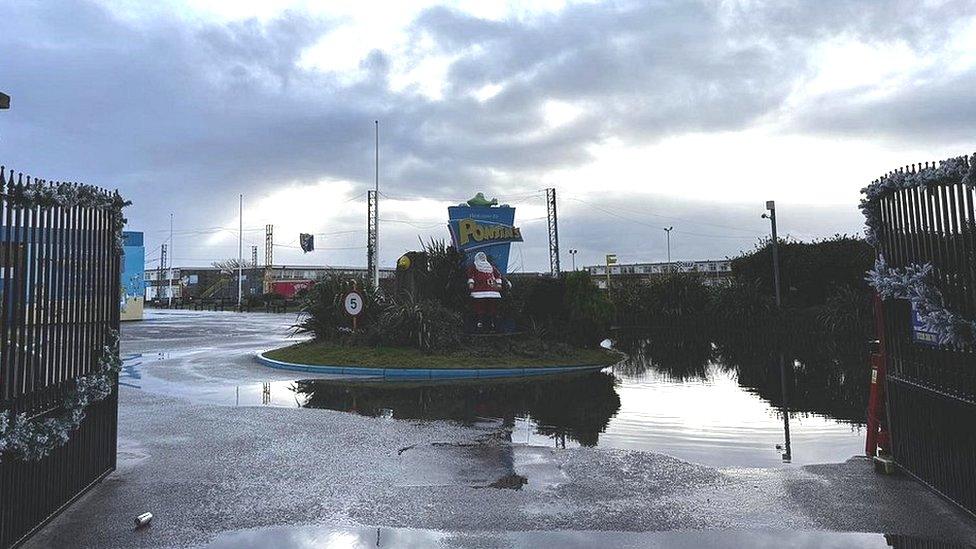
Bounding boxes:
[606,254,617,265]
[457,218,523,247]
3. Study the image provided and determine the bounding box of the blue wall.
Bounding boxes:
[122,231,144,310]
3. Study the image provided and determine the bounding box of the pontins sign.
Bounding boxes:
[455,218,523,248]
[448,196,521,274]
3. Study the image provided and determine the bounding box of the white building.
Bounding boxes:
[587,259,732,288]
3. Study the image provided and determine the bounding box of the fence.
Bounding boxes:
[0,166,122,548]
[872,158,976,516]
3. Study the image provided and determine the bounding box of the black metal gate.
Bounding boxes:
[873,161,976,516]
[0,166,122,548]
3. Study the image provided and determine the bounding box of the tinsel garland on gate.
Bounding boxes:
[0,170,129,461]
[859,154,975,247]
[866,259,976,346]
[0,331,122,461]
[1,177,130,254]
[861,153,976,346]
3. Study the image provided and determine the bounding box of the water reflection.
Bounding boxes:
[616,328,870,424]
[282,328,870,467]
[293,373,622,448]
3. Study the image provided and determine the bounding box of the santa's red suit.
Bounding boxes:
[467,252,502,322]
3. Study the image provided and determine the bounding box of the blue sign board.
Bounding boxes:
[911,300,939,346]
[447,205,521,274]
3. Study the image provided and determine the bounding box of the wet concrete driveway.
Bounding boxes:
[22,310,976,548]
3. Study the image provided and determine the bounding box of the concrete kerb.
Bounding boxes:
[255,351,611,380]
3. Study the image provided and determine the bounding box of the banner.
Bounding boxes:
[300,233,314,253]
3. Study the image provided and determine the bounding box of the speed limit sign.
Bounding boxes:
[343,291,364,317]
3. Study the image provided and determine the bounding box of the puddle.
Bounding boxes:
[201,526,969,549]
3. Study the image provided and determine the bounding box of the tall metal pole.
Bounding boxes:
[238,194,243,308]
[168,213,174,307]
[664,226,673,272]
[546,188,560,276]
[764,201,781,307]
[373,120,380,290]
[764,200,789,461]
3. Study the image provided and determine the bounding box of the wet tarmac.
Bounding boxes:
[204,525,974,549]
[22,310,976,548]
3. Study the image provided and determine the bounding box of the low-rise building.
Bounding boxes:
[144,264,394,303]
[586,259,732,288]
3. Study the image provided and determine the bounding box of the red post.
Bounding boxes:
[866,292,890,456]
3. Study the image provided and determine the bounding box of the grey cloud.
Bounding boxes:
[0,0,969,267]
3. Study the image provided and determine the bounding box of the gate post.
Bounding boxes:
[865,292,889,457]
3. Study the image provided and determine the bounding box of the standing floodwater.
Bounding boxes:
[122,311,866,469]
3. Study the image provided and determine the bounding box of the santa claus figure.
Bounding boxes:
[467,251,503,331]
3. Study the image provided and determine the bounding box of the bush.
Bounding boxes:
[377,292,462,352]
[421,239,469,313]
[730,234,873,308]
[621,274,712,327]
[710,279,776,331]
[818,284,873,340]
[293,273,377,341]
[504,272,611,345]
[564,271,613,342]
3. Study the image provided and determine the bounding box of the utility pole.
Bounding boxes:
[663,226,673,273]
[373,120,380,290]
[264,224,273,294]
[251,246,258,268]
[159,244,167,303]
[238,194,243,309]
[569,249,578,271]
[546,188,560,276]
[168,213,174,307]
[367,190,378,288]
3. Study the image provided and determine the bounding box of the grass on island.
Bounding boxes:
[264,340,619,370]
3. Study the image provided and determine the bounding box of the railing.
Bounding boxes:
[872,158,976,516]
[0,166,121,548]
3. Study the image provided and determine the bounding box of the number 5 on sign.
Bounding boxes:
[343,290,364,331]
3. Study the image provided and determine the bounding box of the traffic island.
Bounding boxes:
[257,340,619,379]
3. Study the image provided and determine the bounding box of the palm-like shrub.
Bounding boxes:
[818,284,873,340]
[377,292,461,352]
[421,239,468,312]
[634,274,712,327]
[293,272,377,341]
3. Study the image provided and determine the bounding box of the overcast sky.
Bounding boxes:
[3,0,975,271]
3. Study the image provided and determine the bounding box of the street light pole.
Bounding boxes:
[762,201,781,307]
[569,249,578,271]
[763,200,790,461]
[663,227,673,272]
